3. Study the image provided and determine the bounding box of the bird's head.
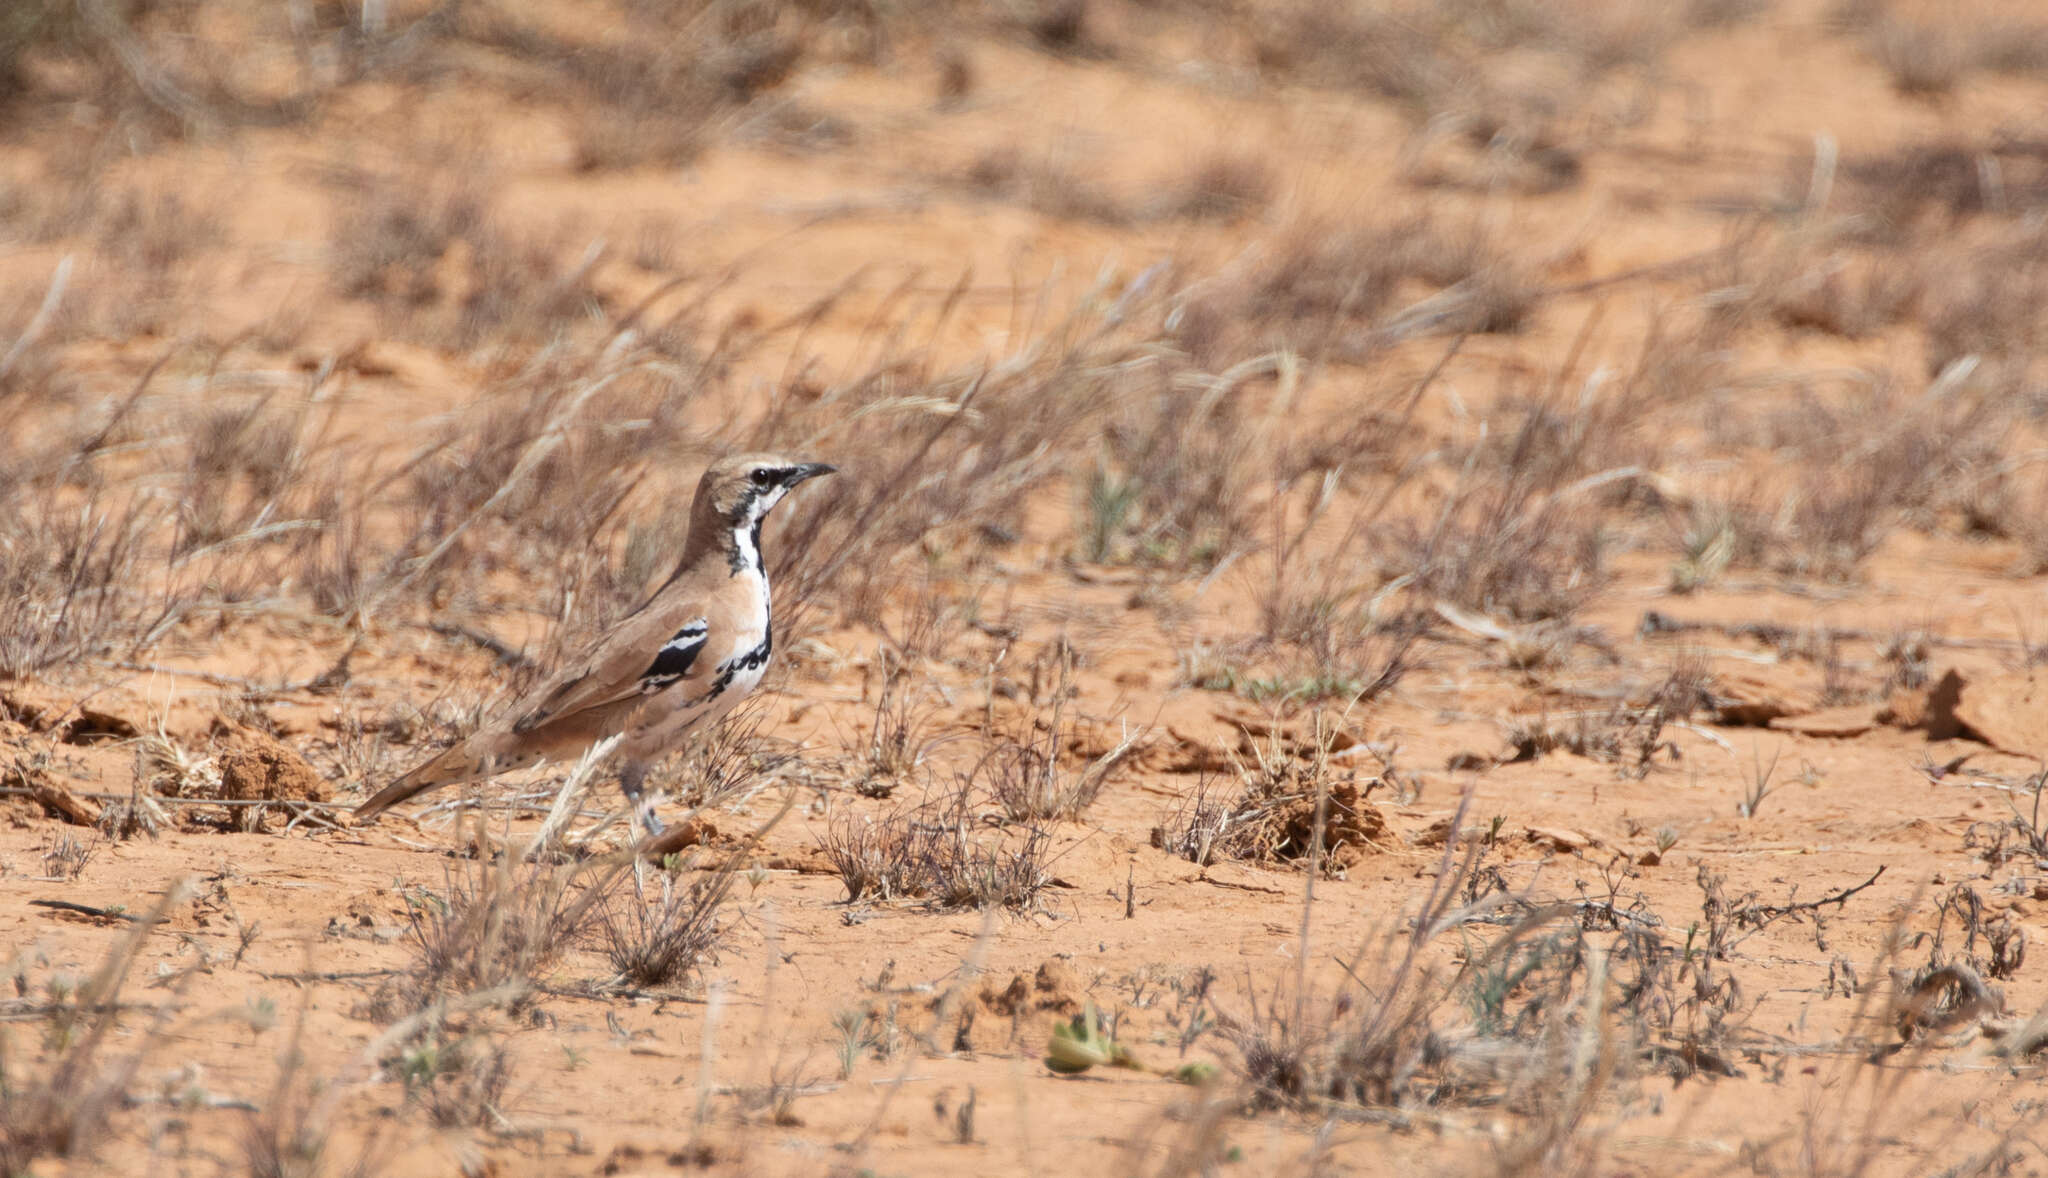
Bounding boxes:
[699,452,837,526]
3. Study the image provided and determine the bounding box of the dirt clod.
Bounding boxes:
[10,763,99,826]
[1272,781,1387,869]
[212,723,328,803]
[1709,671,1819,726]
[1953,673,2048,759]
[1880,667,1964,739]
[640,818,722,860]
[65,706,139,745]
[980,959,1083,1018]
[1524,826,1601,854]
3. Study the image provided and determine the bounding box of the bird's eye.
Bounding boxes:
[750,468,775,486]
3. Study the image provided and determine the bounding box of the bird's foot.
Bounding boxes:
[637,805,666,838]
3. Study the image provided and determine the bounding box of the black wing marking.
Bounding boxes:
[637,619,709,694]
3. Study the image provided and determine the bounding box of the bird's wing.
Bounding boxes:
[510,606,711,736]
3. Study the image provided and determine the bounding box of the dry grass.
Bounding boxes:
[600,864,730,989]
[821,788,1057,911]
[9,3,2048,1173]
[599,796,789,988]
[239,995,383,1178]
[1841,136,2048,227]
[1195,803,1630,1131]
[1840,3,2048,96]
[978,647,1141,822]
[386,845,628,1009]
[1170,805,1935,1174]
[820,806,937,903]
[1154,712,1393,871]
[843,642,943,799]
[1501,661,1708,778]
[1176,213,1534,366]
[0,366,171,679]
[0,885,189,1175]
[749,268,1188,625]
[1159,152,1276,223]
[391,1030,516,1131]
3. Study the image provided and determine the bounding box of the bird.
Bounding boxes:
[353,452,836,834]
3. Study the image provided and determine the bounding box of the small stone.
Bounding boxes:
[1525,826,1601,854]
[1770,705,1879,739]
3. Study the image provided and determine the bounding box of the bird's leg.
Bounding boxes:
[618,761,665,837]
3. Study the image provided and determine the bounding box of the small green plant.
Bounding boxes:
[1737,744,1781,819]
[243,995,279,1037]
[1171,1061,1220,1086]
[833,1008,886,1080]
[1082,465,1140,563]
[395,1032,513,1129]
[1044,1001,1216,1084]
[1046,1000,1140,1075]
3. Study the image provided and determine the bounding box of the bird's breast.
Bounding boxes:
[686,570,773,713]
[712,619,773,696]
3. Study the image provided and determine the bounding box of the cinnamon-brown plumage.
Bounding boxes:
[354,453,834,831]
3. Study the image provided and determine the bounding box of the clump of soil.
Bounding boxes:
[213,722,329,803]
[1270,780,1387,870]
[1154,773,1391,872]
[951,958,1088,1053]
[979,959,1085,1018]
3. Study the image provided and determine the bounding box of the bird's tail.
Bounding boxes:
[354,736,509,821]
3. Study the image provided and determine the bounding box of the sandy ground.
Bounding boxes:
[9,1,2048,1175]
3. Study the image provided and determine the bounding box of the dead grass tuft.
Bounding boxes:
[1842,4,2048,97]
[1154,713,1392,871]
[1191,799,1891,1149]
[822,791,1056,911]
[1533,660,1706,774]
[0,470,164,681]
[1868,17,1968,96]
[1834,136,2048,238]
[1159,152,1276,223]
[1201,804,1634,1125]
[962,147,1133,224]
[601,865,731,989]
[384,847,627,1011]
[390,1027,516,1131]
[1186,212,1528,362]
[980,647,1140,822]
[327,163,601,348]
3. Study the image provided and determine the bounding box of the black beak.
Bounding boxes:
[788,462,836,485]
